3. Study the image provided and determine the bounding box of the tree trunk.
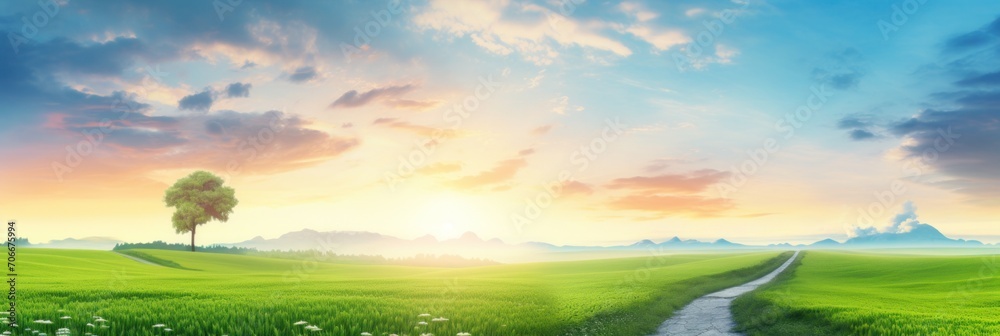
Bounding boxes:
[191,225,196,252]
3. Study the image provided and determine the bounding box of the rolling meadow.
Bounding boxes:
[19,248,789,336]
[733,251,1000,335]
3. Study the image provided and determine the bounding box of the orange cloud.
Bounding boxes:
[606,169,729,194]
[607,194,734,218]
[372,118,461,138]
[531,124,553,136]
[330,84,414,108]
[417,162,464,175]
[385,98,443,111]
[7,110,359,202]
[601,169,734,218]
[562,181,594,196]
[450,158,527,190]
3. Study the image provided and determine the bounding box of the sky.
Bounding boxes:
[3,0,1000,246]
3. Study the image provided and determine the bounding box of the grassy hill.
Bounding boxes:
[733,250,1000,335]
[18,248,788,335]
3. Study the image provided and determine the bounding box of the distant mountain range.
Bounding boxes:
[220,222,992,262]
[26,237,123,250]
[26,222,993,262]
[842,223,983,246]
[761,223,985,249]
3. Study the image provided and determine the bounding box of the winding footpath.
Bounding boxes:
[115,251,162,267]
[652,251,800,336]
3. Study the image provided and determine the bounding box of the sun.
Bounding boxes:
[416,193,483,240]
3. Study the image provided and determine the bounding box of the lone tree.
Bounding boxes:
[164,171,238,252]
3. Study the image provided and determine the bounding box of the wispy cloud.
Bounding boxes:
[413,0,631,65]
[331,85,415,109]
[449,151,532,189]
[287,66,321,83]
[607,194,734,218]
[603,169,734,218]
[606,169,730,194]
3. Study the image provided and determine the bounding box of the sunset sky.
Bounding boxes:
[3,0,1000,246]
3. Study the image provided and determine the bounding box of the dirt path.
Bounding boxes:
[652,251,800,336]
[115,251,162,267]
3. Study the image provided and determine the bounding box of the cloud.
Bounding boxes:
[625,25,689,51]
[837,116,870,129]
[108,127,188,149]
[518,148,535,156]
[848,129,877,141]
[371,117,458,138]
[684,8,706,17]
[0,1,425,198]
[618,1,692,52]
[43,107,359,181]
[417,162,463,175]
[562,181,594,196]
[607,194,734,218]
[531,124,553,136]
[450,156,528,189]
[525,69,546,89]
[287,66,320,83]
[186,111,361,173]
[16,37,175,77]
[955,71,1000,87]
[848,201,922,237]
[0,1,424,79]
[606,169,730,194]
[0,35,183,129]
[384,98,442,111]
[887,92,1000,196]
[225,82,252,98]
[178,90,215,111]
[603,169,734,218]
[37,1,408,68]
[552,96,583,114]
[812,48,866,90]
[330,85,415,109]
[413,0,631,65]
[619,2,659,22]
[836,116,880,141]
[713,44,739,64]
[812,67,864,90]
[944,16,1000,52]
[49,99,184,149]
[642,158,697,173]
[180,83,253,111]
[884,17,1000,198]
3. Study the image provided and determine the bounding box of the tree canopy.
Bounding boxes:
[163,171,238,251]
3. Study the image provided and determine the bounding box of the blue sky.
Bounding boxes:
[3,0,1000,246]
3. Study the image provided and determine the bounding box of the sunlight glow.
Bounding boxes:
[416,193,483,240]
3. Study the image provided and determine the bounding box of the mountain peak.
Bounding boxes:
[810,238,840,246]
[279,229,319,239]
[631,239,656,246]
[844,223,973,246]
[458,231,482,242]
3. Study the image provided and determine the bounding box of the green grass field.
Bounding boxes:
[17,248,789,335]
[733,251,1000,335]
